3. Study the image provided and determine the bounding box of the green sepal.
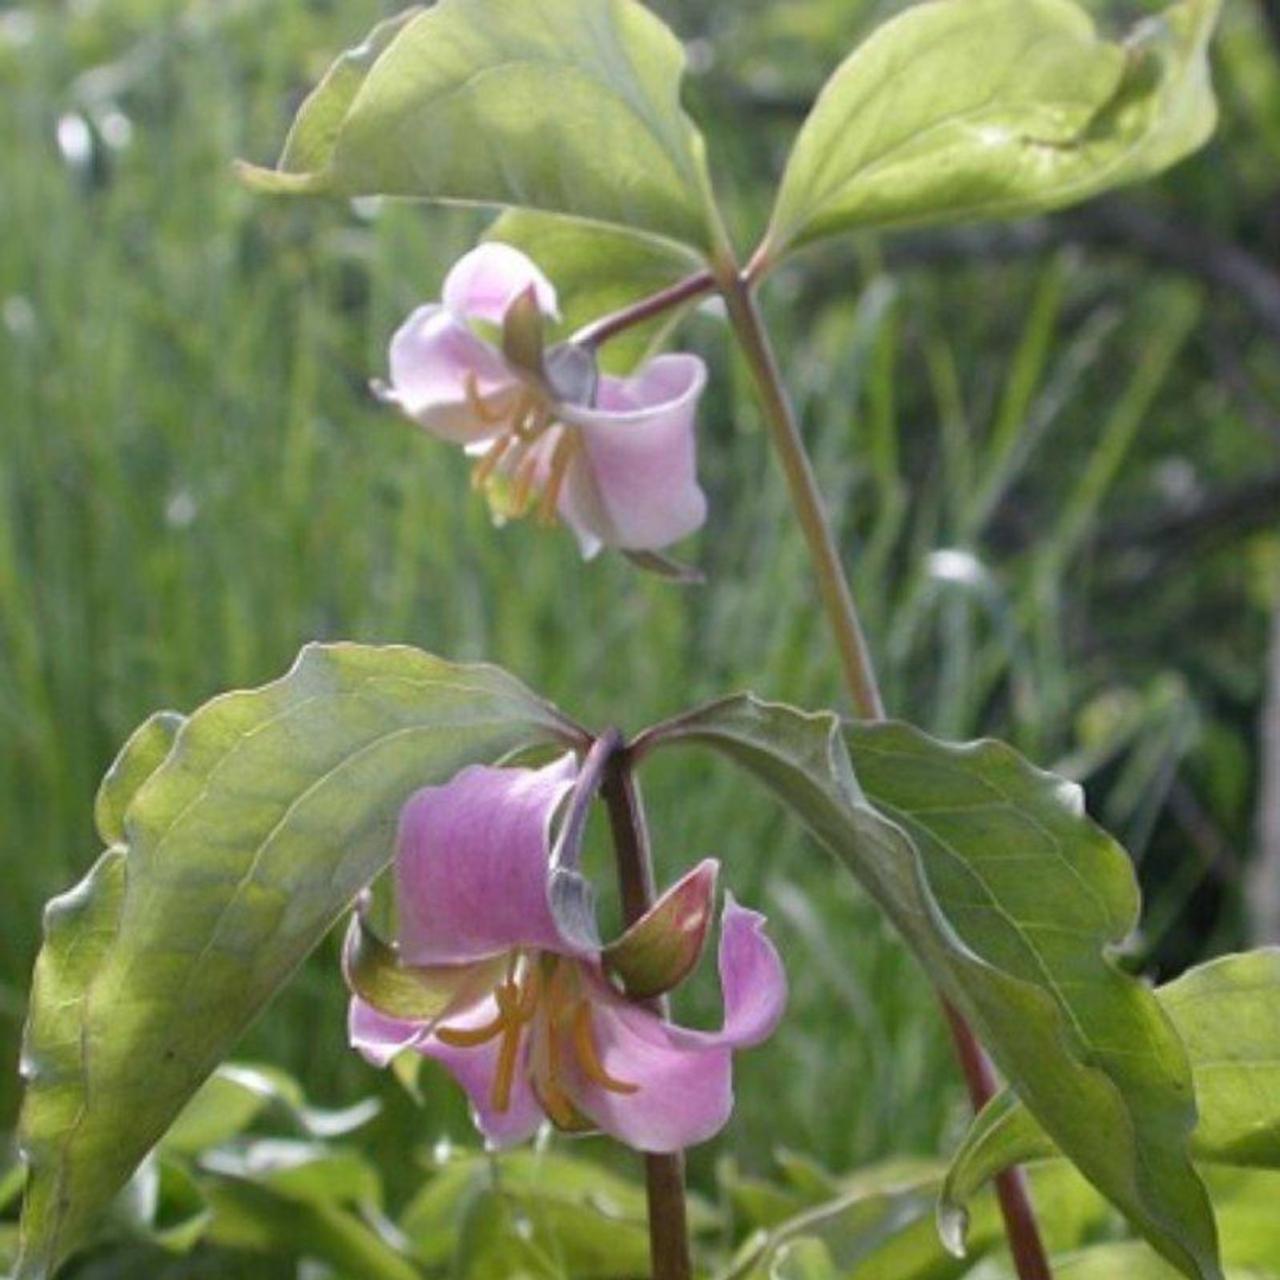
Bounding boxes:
[500,287,547,380]
[602,861,717,1000]
[342,906,503,1024]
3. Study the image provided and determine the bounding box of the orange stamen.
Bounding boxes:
[470,433,515,490]
[510,449,540,516]
[537,432,576,526]
[463,372,508,426]
[570,1001,638,1095]
[436,1006,507,1049]
[490,1018,523,1113]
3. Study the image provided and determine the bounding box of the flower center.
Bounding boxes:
[434,952,637,1122]
[465,374,579,527]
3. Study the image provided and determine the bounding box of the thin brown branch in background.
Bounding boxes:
[1248,598,1280,943]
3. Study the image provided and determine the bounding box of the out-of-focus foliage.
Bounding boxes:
[12,1057,1280,1279]
[1,0,1277,1273]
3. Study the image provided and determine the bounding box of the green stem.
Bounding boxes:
[718,264,1053,1280]
[601,748,693,1280]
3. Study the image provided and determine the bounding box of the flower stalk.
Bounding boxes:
[572,270,716,351]
[602,747,694,1280]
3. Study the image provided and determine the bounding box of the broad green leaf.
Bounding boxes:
[765,0,1221,256]
[1162,951,1280,1167]
[641,698,1220,1279]
[944,950,1280,1211]
[241,0,723,253]
[485,209,705,374]
[16,643,578,1279]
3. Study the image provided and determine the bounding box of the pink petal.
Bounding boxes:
[563,997,733,1152]
[565,895,787,1153]
[349,996,425,1068]
[558,354,708,554]
[387,305,520,444]
[396,756,582,966]
[443,243,559,326]
[420,996,546,1148]
[674,894,789,1051]
[350,997,544,1148]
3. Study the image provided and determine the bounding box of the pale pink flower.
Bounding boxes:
[381,243,708,557]
[346,757,786,1153]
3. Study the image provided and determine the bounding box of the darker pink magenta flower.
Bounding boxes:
[381,243,708,557]
[345,756,786,1152]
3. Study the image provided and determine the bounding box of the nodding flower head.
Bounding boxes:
[379,243,708,559]
[344,755,787,1153]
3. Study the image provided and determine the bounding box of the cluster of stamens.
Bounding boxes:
[465,374,579,526]
[434,951,637,1126]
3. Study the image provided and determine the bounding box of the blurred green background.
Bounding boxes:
[1,0,1278,1272]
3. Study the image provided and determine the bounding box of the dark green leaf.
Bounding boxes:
[641,697,1220,1278]
[945,949,1280,1213]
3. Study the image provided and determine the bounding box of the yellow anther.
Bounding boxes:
[570,1002,638,1096]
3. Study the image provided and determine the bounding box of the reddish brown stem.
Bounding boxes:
[721,260,1053,1280]
[943,1004,1053,1279]
[572,270,716,351]
[601,749,693,1280]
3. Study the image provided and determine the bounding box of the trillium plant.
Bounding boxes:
[17,0,1269,1279]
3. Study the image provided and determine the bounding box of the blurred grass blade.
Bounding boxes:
[765,0,1222,256]
[16,643,577,1278]
[642,697,1221,1279]
[944,949,1280,1216]
[239,0,723,253]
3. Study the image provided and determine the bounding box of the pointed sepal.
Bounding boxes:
[603,859,718,999]
[341,901,501,1023]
